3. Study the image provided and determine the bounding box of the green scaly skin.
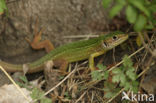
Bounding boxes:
[0,32,128,73]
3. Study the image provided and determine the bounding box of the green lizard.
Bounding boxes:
[0,31,128,73]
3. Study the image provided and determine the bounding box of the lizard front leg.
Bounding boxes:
[89,51,105,71]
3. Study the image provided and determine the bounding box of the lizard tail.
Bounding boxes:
[0,61,44,73]
[0,61,23,72]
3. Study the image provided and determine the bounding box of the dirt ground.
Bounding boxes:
[0,0,155,103]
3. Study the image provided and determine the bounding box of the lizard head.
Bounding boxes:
[100,32,128,50]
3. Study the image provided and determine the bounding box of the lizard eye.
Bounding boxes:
[112,35,118,40]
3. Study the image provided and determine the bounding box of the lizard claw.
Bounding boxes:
[25,37,31,44]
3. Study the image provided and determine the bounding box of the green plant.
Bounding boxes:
[112,55,138,93]
[17,76,52,103]
[91,55,139,98]
[31,88,52,103]
[91,64,109,80]
[103,82,121,98]
[16,76,32,90]
[0,0,7,15]
[102,0,156,31]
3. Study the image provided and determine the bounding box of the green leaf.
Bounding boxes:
[126,5,137,23]
[112,71,126,84]
[0,8,3,14]
[126,68,134,76]
[102,0,113,8]
[123,55,133,67]
[91,71,102,80]
[31,88,44,100]
[134,14,147,31]
[112,68,122,74]
[104,92,114,98]
[116,0,126,5]
[103,71,109,79]
[126,68,137,81]
[0,0,7,14]
[97,64,106,70]
[129,73,137,81]
[103,88,110,92]
[129,0,150,17]
[19,76,28,84]
[104,81,114,89]
[124,82,131,90]
[120,73,126,84]
[112,75,120,83]
[148,4,156,12]
[0,0,6,9]
[145,23,154,29]
[109,4,124,18]
[131,81,139,93]
[40,98,52,103]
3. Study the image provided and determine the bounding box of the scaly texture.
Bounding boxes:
[0,32,128,73]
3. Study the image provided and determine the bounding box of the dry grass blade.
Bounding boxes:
[0,65,30,102]
[44,64,77,96]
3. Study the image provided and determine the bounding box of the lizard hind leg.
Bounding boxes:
[53,59,69,75]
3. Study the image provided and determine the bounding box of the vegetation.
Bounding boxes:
[0,0,7,15]
[17,76,52,103]
[102,0,156,31]
[0,0,155,102]
[91,55,139,98]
